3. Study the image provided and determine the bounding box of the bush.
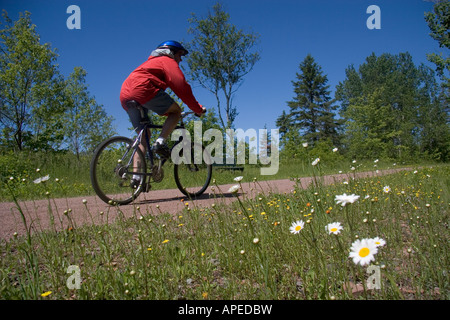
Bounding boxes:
[0,151,35,182]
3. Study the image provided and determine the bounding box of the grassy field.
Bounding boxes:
[0,158,448,300]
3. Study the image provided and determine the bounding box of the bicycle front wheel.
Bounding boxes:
[174,142,212,198]
[90,136,146,205]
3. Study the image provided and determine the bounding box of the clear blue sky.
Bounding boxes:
[1,0,442,138]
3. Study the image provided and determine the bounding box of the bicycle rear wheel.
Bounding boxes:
[174,142,212,198]
[90,136,146,205]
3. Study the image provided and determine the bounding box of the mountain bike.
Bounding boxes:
[90,105,212,205]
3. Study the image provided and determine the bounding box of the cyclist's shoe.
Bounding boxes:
[153,141,171,159]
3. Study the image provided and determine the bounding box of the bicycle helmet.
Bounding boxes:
[157,40,189,56]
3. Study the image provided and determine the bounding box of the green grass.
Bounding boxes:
[0,148,424,202]
[1,163,448,300]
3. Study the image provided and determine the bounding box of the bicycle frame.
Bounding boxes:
[122,111,195,179]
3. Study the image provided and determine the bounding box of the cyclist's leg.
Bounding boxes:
[141,90,181,139]
[159,102,181,140]
[141,91,181,158]
[126,105,148,180]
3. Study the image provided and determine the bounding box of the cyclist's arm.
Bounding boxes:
[163,59,203,114]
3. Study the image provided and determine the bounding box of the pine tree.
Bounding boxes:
[275,110,291,140]
[286,54,341,146]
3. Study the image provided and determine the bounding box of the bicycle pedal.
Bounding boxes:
[151,164,164,183]
[143,182,152,193]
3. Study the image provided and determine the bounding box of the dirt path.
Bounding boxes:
[0,168,410,240]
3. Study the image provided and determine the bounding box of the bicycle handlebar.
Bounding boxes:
[180,111,195,118]
[181,108,207,119]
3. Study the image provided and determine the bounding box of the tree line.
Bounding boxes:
[277,1,449,162]
[277,51,449,162]
[0,11,115,158]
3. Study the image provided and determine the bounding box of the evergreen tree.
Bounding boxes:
[286,54,341,146]
[275,110,292,141]
[259,124,271,160]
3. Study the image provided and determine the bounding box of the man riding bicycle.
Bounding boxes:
[120,40,206,161]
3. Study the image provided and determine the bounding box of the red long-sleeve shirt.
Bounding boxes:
[120,55,203,114]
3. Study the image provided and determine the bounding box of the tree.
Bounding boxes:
[1,11,116,155]
[63,67,115,159]
[343,87,393,158]
[275,110,292,140]
[259,124,271,160]
[416,64,450,160]
[0,11,65,151]
[424,0,449,87]
[334,64,362,113]
[285,54,341,146]
[336,52,449,161]
[186,2,260,130]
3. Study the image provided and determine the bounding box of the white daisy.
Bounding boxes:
[289,220,305,234]
[228,185,240,194]
[326,222,343,235]
[332,148,338,152]
[302,142,308,148]
[335,193,360,206]
[371,237,386,247]
[33,174,50,184]
[312,158,320,166]
[349,238,378,266]
[383,186,391,193]
[233,176,243,182]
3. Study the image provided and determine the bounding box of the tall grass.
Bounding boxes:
[1,162,448,299]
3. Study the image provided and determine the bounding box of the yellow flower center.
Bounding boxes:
[330,228,338,232]
[359,247,370,257]
[295,225,302,231]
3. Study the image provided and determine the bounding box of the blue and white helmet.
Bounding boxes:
[156,40,189,56]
